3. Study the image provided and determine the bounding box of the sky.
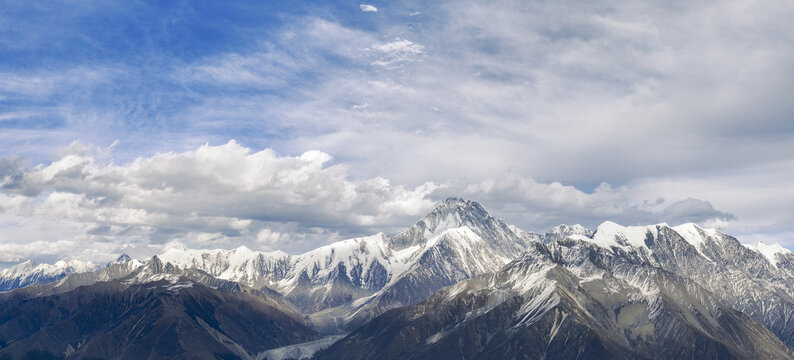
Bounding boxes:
[0,0,793,265]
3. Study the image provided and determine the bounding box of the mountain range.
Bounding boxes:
[1,198,794,359]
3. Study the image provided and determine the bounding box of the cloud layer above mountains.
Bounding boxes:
[0,141,748,263]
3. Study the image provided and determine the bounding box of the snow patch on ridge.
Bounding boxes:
[672,223,719,259]
[744,241,790,268]
[422,212,464,240]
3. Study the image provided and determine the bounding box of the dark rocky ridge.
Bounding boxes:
[0,279,317,359]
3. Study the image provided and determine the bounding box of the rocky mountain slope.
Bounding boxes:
[0,262,317,359]
[316,242,794,359]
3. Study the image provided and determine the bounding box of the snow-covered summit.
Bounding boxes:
[387,197,486,249]
[388,198,529,257]
[585,221,664,252]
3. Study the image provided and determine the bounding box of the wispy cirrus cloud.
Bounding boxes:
[370,38,425,67]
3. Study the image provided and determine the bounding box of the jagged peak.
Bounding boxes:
[419,198,487,223]
[388,198,498,250]
[115,254,132,263]
[148,255,163,268]
[440,197,470,206]
[424,198,492,227]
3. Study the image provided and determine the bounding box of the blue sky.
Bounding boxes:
[1,0,793,264]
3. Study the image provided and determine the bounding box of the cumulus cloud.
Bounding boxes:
[360,4,378,12]
[659,198,735,226]
[0,141,440,262]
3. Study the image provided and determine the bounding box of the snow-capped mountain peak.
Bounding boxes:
[388,198,491,249]
[588,221,662,252]
[0,258,101,291]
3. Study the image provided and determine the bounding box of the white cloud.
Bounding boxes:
[0,68,110,98]
[372,39,424,55]
[370,38,425,67]
[360,4,378,12]
[0,141,441,262]
[0,140,750,264]
[454,175,734,233]
[256,228,282,246]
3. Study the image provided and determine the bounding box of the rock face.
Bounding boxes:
[559,222,794,350]
[0,275,317,359]
[316,243,794,360]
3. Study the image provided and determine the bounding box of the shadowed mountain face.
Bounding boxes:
[0,279,317,360]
